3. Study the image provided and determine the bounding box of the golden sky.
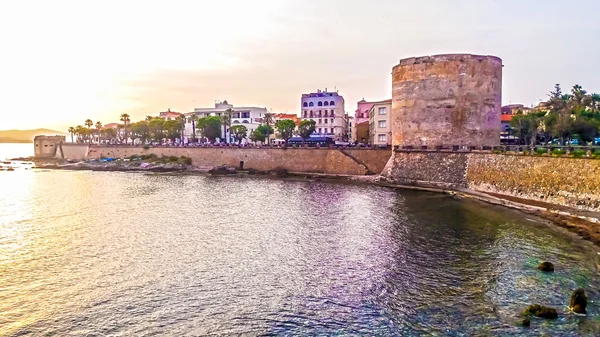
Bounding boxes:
[1,0,599,131]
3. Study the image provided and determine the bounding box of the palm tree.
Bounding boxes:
[188,113,197,143]
[68,127,75,143]
[75,125,85,143]
[177,115,187,144]
[120,113,131,144]
[85,119,93,128]
[95,121,103,143]
[222,108,233,143]
[263,112,274,145]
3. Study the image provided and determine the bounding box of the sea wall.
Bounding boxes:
[382,150,600,212]
[467,154,600,211]
[83,146,392,176]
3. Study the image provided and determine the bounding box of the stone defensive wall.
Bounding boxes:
[79,145,392,176]
[381,149,600,212]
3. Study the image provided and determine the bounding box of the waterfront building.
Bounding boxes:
[368,99,392,146]
[353,99,374,141]
[344,115,354,142]
[159,109,184,120]
[301,89,346,141]
[184,101,267,143]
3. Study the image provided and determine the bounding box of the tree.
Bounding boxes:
[297,119,316,143]
[221,108,234,143]
[102,128,117,143]
[275,119,296,145]
[198,116,221,143]
[188,113,197,143]
[148,118,165,144]
[120,113,131,144]
[263,112,274,144]
[95,121,103,143]
[230,125,248,144]
[510,114,539,146]
[177,115,187,144]
[68,126,75,143]
[131,121,150,144]
[250,129,265,143]
[75,125,85,143]
[85,119,93,128]
[163,119,182,143]
[591,93,600,113]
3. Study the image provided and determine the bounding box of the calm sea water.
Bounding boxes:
[1,146,600,336]
[0,143,33,161]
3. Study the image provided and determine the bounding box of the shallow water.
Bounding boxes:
[0,170,599,336]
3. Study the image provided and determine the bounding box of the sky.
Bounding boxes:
[1,0,599,131]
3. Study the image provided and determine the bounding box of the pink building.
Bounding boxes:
[352,99,375,141]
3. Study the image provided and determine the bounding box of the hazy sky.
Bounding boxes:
[1,0,599,131]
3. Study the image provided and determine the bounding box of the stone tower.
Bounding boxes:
[391,54,502,147]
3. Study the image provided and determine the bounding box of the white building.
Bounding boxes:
[183,100,267,143]
[301,89,347,141]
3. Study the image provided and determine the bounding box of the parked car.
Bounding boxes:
[594,137,600,146]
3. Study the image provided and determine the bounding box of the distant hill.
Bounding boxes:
[0,129,67,143]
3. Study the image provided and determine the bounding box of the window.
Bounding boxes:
[303,102,308,107]
[309,102,314,107]
[310,111,313,117]
[324,119,327,124]
[318,128,322,134]
[330,101,335,106]
[324,128,328,134]
[242,120,249,124]
[318,119,322,124]
[378,134,387,142]
[233,120,240,124]
[378,107,387,115]
[318,101,323,106]
[241,112,250,118]
[318,110,322,117]
[330,110,335,117]
[378,120,387,128]
[303,111,307,118]
[324,101,329,106]
[330,118,334,123]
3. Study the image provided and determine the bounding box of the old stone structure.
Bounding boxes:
[391,54,502,147]
[34,135,66,158]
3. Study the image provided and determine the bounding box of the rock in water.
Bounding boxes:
[522,304,558,319]
[537,261,554,272]
[522,317,531,327]
[570,288,587,314]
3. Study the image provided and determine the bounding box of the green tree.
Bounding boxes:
[131,121,150,144]
[102,128,117,142]
[591,93,600,113]
[120,113,131,144]
[163,119,182,143]
[222,108,234,143]
[510,114,539,146]
[275,119,296,145]
[297,119,316,143]
[148,118,165,144]
[68,126,75,143]
[198,116,222,143]
[188,113,197,143]
[263,112,274,144]
[250,129,265,143]
[177,115,187,144]
[95,121,103,143]
[230,125,248,144]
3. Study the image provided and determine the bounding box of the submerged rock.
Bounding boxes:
[570,288,587,314]
[522,304,558,319]
[537,261,555,272]
[521,317,531,327]
[208,165,237,175]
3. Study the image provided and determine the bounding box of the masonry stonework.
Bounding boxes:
[391,54,502,147]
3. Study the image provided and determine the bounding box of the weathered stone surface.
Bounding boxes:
[381,151,469,189]
[537,261,554,272]
[83,146,392,176]
[467,154,600,211]
[570,288,587,314]
[392,54,502,147]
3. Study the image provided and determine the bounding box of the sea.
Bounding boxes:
[0,143,599,336]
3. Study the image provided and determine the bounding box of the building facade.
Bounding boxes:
[184,101,267,143]
[301,89,346,141]
[353,99,375,141]
[368,99,392,146]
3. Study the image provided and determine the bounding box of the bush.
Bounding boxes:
[552,149,566,156]
[168,156,179,163]
[534,147,547,155]
[143,145,150,150]
[592,149,600,158]
[571,149,586,158]
[180,156,192,165]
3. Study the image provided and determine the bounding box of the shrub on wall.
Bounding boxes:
[571,149,587,158]
[552,149,566,156]
[143,145,150,150]
[535,147,547,155]
[593,149,600,159]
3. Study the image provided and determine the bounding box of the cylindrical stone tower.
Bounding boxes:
[391,54,502,147]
